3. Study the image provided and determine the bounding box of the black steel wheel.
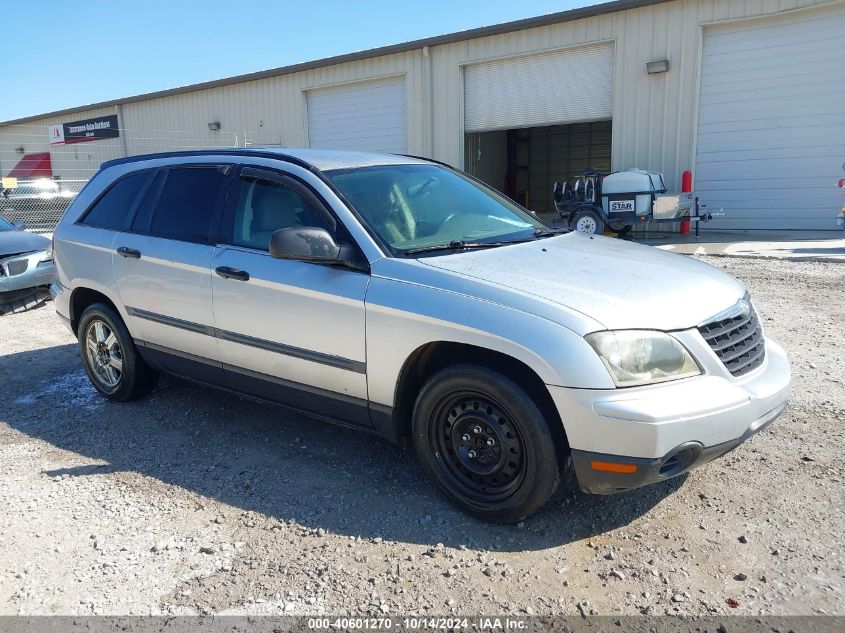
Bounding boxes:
[413,365,562,523]
[431,391,527,503]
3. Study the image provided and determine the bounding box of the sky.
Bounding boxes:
[1,0,598,122]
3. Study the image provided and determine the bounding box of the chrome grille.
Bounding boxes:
[699,301,765,377]
[6,259,29,276]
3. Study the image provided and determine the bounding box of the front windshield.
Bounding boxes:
[325,164,547,255]
[0,217,14,232]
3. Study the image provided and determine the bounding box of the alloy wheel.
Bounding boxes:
[85,319,123,388]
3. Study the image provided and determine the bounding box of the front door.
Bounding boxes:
[211,165,370,425]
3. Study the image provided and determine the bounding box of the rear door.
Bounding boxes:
[113,163,233,380]
[63,169,154,306]
[211,164,370,424]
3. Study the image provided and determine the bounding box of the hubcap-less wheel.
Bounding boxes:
[575,215,598,233]
[85,319,123,388]
[413,365,563,522]
[430,392,526,503]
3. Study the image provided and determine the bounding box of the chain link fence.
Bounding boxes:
[1,178,88,233]
[1,125,250,234]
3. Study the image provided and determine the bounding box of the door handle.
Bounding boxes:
[117,246,141,259]
[215,266,250,281]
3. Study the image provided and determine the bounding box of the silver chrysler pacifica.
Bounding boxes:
[51,148,791,522]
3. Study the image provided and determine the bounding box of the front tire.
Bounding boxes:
[412,365,561,523]
[78,303,158,401]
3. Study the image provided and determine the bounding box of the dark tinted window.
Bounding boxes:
[146,166,228,242]
[231,178,331,251]
[81,172,150,229]
[130,171,166,232]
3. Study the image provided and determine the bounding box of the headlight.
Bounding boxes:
[37,249,53,264]
[585,330,700,387]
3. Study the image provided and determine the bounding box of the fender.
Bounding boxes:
[365,275,615,409]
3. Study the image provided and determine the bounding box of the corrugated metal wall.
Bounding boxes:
[1,0,836,190]
[121,49,428,152]
[431,0,836,190]
[528,120,614,214]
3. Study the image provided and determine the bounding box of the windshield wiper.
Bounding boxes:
[404,230,558,255]
[533,227,570,238]
[405,240,515,256]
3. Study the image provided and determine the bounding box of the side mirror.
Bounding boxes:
[269,227,341,262]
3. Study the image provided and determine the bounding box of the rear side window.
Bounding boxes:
[80,172,150,229]
[144,166,229,243]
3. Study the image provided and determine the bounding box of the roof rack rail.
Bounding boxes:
[100,148,310,170]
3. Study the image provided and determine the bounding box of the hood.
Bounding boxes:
[419,232,746,331]
[0,230,51,257]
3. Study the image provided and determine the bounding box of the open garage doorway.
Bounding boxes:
[465,120,612,222]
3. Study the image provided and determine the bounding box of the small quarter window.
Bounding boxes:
[80,172,150,230]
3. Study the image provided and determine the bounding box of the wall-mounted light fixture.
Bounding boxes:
[646,59,670,74]
[15,146,25,154]
[208,121,221,131]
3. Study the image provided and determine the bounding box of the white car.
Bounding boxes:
[51,148,791,522]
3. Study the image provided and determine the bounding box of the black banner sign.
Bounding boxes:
[62,114,120,143]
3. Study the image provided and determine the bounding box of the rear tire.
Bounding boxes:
[412,364,561,523]
[78,303,159,401]
[607,221,632,235]
[571,208,605,234]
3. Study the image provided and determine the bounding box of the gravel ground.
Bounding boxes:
[0,256,842,617]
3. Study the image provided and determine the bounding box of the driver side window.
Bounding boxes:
[231,177,330,251]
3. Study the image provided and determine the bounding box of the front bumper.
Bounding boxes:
[0,252,55,293]
[571,400,786,493]
[549,336,791,494]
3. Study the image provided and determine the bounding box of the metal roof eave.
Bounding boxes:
[0,0,669,126]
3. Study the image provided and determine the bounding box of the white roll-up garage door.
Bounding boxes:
[695,4,845,230]
[307,77,407,154]
[463,42,615,133]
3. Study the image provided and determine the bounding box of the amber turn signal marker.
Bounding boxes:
[590,460,638,474]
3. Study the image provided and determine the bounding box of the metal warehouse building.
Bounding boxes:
[2,0,843,230]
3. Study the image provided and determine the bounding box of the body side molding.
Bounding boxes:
[126,305,366,373]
